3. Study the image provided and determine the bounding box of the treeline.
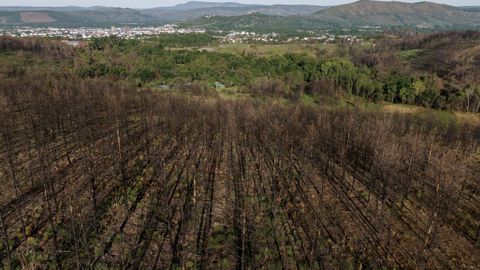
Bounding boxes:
[1,35,479,112]
[352,31,480,112]
[0,37,75,59]
[76,37,480,111]
[376,30,480,51]
[88,33,217,51]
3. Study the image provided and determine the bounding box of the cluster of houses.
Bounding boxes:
[222,31,280,43]
[0,25,363,46]
[0,25,205,39]
[221,31,362,45]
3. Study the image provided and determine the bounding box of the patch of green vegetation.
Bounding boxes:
[300,93,318,106]
[209,225,235,251]
[219,258,231,269]
[338,258,355,270]
[69,36,479,114]
[216,43,328,57]
[179,13,329,35]
[416,109,457,127]
[398,49,424,60]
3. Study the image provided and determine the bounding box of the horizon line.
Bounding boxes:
[0,0,476,9]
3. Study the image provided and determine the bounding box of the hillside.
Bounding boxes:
[1,1,480,29]
[165,1,247,10]
[180,13,323,33]
[462,6,480,12]
[0,8,155,25]
[313,0,480,27]
[143,5,326,20]
[393,31,480,84]
[182,1,480,33]
[0,2,327,26]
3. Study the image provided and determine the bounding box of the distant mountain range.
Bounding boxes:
[462,6,480,12]
[184,1,480,32]
[0,7,150,26]
[0,1,327,26]
[312,0,480,27]
[1,1,480,30]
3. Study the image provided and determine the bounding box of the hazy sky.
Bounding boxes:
[0,0,478,8]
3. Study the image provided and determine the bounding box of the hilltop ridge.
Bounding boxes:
[1,1,479,29]
[313,0,480,27]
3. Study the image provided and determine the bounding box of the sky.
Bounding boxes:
[0,0,478,8]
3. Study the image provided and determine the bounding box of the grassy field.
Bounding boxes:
[397,49,424,60]
[155,83,480,127]
[212,43,339,57]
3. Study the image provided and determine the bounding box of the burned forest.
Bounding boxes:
[0,32,479,269]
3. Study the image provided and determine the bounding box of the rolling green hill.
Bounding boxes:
[1,1,479,30]
[462,6,480,12]
[0,2,327,26]
[0,8,155,26]
[183,1,480,33]
[179,13,324,34]
[313,0,480,27]
[143,2,327,18]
